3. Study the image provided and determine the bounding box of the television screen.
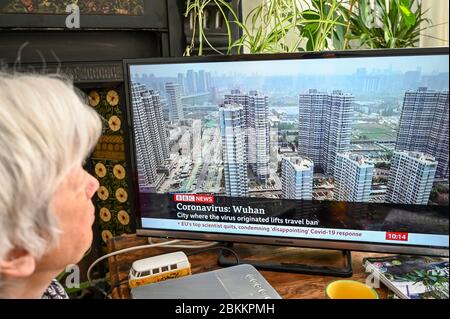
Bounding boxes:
[124,48,449,256]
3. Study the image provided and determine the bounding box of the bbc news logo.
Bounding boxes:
[173,194,214,204]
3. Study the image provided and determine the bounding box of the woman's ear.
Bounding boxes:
[0,248,36,278]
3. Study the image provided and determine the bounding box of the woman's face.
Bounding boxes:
[39,166,99,271]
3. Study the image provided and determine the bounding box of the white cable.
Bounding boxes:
[86,239,181,292]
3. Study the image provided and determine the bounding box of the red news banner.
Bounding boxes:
[386,232,409,242]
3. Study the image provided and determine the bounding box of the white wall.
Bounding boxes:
[420,0,449,47]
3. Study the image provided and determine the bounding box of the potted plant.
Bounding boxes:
[184,0,436,55]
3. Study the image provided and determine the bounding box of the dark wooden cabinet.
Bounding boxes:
[0,0,185,62]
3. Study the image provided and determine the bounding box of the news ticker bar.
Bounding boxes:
[141,218,449,247]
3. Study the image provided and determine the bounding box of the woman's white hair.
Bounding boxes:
[0,73,102,266]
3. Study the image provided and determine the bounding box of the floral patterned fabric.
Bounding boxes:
[1,0,144,15]
[86,87,133,245]
[41,279,69,299]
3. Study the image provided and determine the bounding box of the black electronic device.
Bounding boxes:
[123,48,449,275]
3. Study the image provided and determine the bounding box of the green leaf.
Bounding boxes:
[384,28,391,44]
[311,0,323,10]
[414,270,424,276]
[359,33,369,46]
[302,9,320,20]
[400,0,412,7]
[306,36,315,51]
[304,22,320,33]
[400,5,416,27]
[360,3,374,29]
[333,24,346,50]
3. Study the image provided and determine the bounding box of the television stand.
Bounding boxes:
[217,243,353,277]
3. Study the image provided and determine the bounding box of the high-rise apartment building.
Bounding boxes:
[165,82,184,122]
[131,82,170,190]
[428,92,449,178]
[196,70,207,93]
[219,103,249,197]
[186,69,196,93]
[177,73,185,95]
[386,151,437,205]
[224,90,270,183]
[281,156,314,200]
[298,89,353,175]
[334,153,374,203]
[396,88,449,179]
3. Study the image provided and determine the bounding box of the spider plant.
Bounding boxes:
[184,0,241,56]
[184,0,438,55]
[232,0,349,53]
[297,0,350,51]
[232,0,303,53]
[341,0,432,48]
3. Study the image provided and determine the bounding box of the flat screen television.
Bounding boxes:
[123,48,449,265]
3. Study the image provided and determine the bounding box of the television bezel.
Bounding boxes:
[123,47,449,257]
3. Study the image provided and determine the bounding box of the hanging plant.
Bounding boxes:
[184,0,240,56]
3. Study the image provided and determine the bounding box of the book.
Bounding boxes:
[363,255,449,299]
[386,289,400,299]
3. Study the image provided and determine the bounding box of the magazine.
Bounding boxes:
[363,255,449,299]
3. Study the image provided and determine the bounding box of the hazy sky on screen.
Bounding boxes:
[130,54,449,78]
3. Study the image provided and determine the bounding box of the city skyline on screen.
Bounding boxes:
[131,54,448,77]
[129,53,449,207]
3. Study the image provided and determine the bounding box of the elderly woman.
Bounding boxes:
[0,73,102,298]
